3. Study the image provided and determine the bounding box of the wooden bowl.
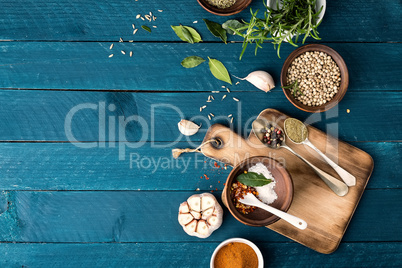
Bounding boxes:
[280,44,349,113]
[197,0,252,16]
[223,156,293,227]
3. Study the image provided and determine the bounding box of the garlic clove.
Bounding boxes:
[196,220,210,236]
[190,210,201,220]
[179,202,190,213]
[185,219,198,233]
[178,119,201,136]
[178,213,194,225]
[236,71,275,92]
[201,195,215,211]
[187,195,201,212]
[201,207,214,220]
[207,215,220,227]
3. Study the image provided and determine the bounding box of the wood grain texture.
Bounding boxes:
[0,242,401,267]
[0,0,400,42]
[0,90,401,142]
[0,141,398,191]
[202,109,374,253]
[0,42,400,91]
[0,189,400,243]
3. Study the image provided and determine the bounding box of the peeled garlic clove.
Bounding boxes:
[201,195,215,211]
[196,220,210,236]
[187,195,201,212]
[178,119,201,136]
[190,210,201,220]
[237,71,275,92]
[179,202,190,213]
[178,213,194,225]
[201,207,214,220]
[185,219,198,233]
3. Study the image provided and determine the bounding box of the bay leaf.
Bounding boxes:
[141,25,151,33]
[203,19,227,44]
[237,172,271,187]
[208,57,232,84]
[171,25,202,43]
[180,25,194,44]
[181,56,205,68]
[222,19,245,35]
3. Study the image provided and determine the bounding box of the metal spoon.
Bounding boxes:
[252,119,348,196]
[284,118,356,187]
[239,193,307,230]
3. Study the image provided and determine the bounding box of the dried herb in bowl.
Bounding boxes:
[206,0,237,9]
[231,0,323,59]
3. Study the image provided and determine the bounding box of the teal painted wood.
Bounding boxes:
[0,42,401,91]
[0,189,399,242]
[0,90,401,142]
[0,242,401,267]
[0,0,400,42]
[0,142,398,191]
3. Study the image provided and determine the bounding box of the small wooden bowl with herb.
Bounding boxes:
[223,156,293,227]
[197,0,252,16]
[281,44,349,113]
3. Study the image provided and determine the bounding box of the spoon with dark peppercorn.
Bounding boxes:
[252,119,348,197]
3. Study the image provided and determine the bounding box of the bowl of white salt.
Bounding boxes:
[223,156,293,227]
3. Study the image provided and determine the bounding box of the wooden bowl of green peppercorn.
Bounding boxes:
[281,44,349,113]
[197,0,252,16]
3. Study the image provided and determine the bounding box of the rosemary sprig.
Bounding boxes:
[231,0,323,59]
[283,79,302,97]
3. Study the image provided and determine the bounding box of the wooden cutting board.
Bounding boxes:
[201,109,374,254]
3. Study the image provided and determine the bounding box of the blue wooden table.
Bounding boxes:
[0,0,401,267]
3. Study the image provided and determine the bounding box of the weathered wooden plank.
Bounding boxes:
[0,142,398,191]
[0,242,401,267]
[0,42,400,91]
[0,0,400,42]
[0,90,401,142]
[0,189,399,243]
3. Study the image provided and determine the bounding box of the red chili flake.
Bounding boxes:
[204,174,210,180]
[223,183,226,186]
[214,162,221,168]
[211,190,214,193]
[218,181,220,183]
[215,188,218,191]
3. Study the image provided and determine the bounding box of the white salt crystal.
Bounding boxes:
[248,162,277,205]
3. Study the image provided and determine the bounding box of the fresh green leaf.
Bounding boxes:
[180,25,194,44]
[181,56,205,68]
[237,172,272,187]
[222,19,245,35]
[208,57,231,84]
[141,25,151,33]
[171,25,202,43]
[203,19,227,44]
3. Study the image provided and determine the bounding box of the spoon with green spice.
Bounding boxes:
[284,118,356,187]
[252,119,348,197]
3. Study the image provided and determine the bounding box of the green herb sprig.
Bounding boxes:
[231,0,323,59]
[283,79,302,97]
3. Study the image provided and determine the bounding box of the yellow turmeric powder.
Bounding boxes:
[214,242,258,268]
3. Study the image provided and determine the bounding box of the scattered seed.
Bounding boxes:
[136,14,141,19]
[119,38,123,42]
[211,95,214,100]
[129,40,134,42]
[193,21,198,23]
[226,87,231,93]
[140,17,145,21]
[222,95,226,100]
[208,115,211,120]
[231,117,234,123]
[121,50,126,55]
[158,9,163,12]
[153,16,157,21]
[109,44,114,50]
[152,26,157,28]
[235,81,240,85]
[149,12,153,17]
[347,109,350,113]
[208,95,211,101]
[130,51,133,57]
[228,114,232,117]
[108,54,114,58]
[133,29,138,34]
[210,113,215,117]
[221,85,226,88]
[233,97,239,102]
[212,91,219,93]
[202,105,207,109]
[145,15,151,21]
[200,107,203,112]
[206,100,212,103]
[132,24,135,29]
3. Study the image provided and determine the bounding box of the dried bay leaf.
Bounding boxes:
[203,19,227,44]
[171,25,202,43]
[222,19,245,35]
[208,57,232,85]
[181,56,205,68]
[181,25,194,44]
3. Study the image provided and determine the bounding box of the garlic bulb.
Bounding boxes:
[178,193,223,238]
[236,71,275,92]
[178,119,201,136]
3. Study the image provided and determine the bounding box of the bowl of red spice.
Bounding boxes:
[223,156,293,227]
[197,0,252,16]
[210,238,263,268]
